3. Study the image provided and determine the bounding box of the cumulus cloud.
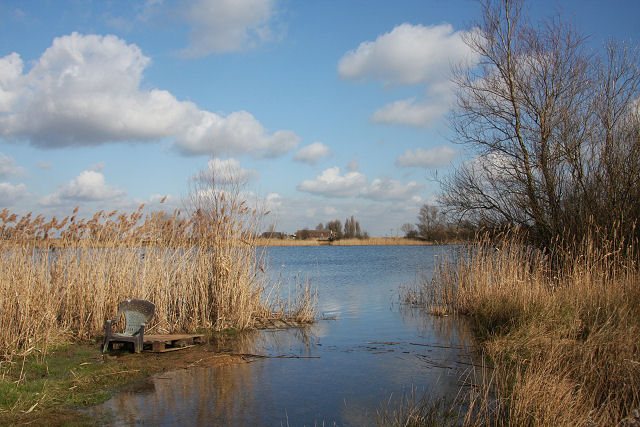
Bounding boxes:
[39,169,126,206]
[176,110,300,157]
[0,182,27,206]
[371,97,448,127]
[338,23,475,86]
[396,145,457,168]
[181,0,278,56]
[338,23,478,127]
[0,53,22,113]
[464,151,515,184]
[297,166,366,198]
[297,167,424,203]
[199,157,258,184]
[0,33,299,157]
[294,142,331,165]
[264,192,282,211]
[0,153,25,177]
[360,178,424,201]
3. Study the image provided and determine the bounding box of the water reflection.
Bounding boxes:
[89,245,476,426]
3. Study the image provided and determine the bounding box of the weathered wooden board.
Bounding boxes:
[143,334,204,353]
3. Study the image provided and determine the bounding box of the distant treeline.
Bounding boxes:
[296,216,370,240]
[402,204,477,242]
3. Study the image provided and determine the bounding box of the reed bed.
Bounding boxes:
[0,189,315,362]
[402,233,640,425]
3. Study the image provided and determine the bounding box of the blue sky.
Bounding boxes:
[0,0,638,236]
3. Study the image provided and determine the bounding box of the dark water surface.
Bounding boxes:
[90,245,474,426]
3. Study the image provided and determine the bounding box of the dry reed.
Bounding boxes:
[0,180,315,362]
[403,232,640,425]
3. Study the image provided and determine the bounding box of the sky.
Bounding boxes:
[0,0,639,236]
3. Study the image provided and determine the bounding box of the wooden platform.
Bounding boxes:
[143,334,204,353]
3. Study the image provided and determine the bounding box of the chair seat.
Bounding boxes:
[109,332,139,339]
[103,299,155,354]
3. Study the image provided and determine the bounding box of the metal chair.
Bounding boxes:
[103,299,155,353]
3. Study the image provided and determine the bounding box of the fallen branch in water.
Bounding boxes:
[409,342,468,350]
[227,352,320,359]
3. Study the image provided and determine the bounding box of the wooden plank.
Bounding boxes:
[143,334,204,343]
[145,345,195,353]
[143,333,204,353]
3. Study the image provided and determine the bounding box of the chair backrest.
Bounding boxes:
[117,299,155,336]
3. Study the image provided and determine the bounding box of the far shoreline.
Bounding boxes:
[254,237,462,246]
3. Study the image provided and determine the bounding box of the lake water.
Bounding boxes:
[89,245,474,426]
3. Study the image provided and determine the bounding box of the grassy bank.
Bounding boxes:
[403,234,640,425]
[0,330,261,426]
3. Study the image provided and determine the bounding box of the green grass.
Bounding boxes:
[0,331,253,426]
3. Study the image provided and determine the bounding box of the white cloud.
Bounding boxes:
[200,157,258,184]
[91,161,106,172]
[346,158,359,172]
[465,151,515,184]
[338,23,478,128]
[176,110,300,157]
[338,23,476,86]
[297,166,366,198]
[360,178,424,201]
[0,153,25,178]
[297,166,427,202]
[39,169,126,206]
[371,97,448,128]
[0,33,299,157]
[396,145,457,168]
[294,142,331,165]
[181,0,278,56]
[265,192,282,209]
[0,52,23,113]
[0,182,27,206]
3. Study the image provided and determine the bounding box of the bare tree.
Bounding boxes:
[401,223,419,239]
[417,204,442,240]
[442,0,640,246]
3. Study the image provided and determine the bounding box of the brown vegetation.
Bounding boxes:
[396,0,640,424]
[0,172,315,363]
[403,232,640,425]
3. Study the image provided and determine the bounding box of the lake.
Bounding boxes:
[88,245,474,426]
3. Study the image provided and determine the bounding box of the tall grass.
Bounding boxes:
[403,232,640,425]
[0,178,315,362]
